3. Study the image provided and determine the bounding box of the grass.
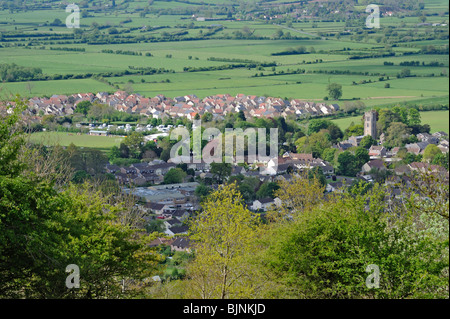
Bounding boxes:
[0,1,448,115]
[331,110,449,133]
[28,131,124,151]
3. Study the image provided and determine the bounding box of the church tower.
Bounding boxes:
[364,110,377,138]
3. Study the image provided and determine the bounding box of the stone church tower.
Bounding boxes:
[364,110,377,138]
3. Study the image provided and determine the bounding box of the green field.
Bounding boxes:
[0,0,448,111]
[331,110,450,134]
[28,132,124,151]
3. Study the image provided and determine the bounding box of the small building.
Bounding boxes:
[170,237,192,252]
[251,197,281,211]
[361,159,386,173]
[89,130,108,136]
[368,145,387,157]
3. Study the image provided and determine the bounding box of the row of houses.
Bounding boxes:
[4,91,340,120]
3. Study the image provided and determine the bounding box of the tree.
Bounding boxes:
[354,147,370,169]
[307,167,326,187]
[108,145,121,162]
[0,101,160,298]
[384,122,411,148]
[123,132,144,159]
[408,108,421,126]
[344,123,364,138]
[210,162,232,183]
[75,100,92,116]
[201,112,213,122]
[432,152,449,169]
[164,168,187,184]
[261,183,448,298]
[195,184,212,200]
[296,131,332,158]
[327,83,343,100]
[256,182,280,199]
[269,172,325,222]
[359,135,376,149]
[145,219,165,234]
[337,151,359,176]
[423,144,442,163]
[322,148,337,165]
[186,183,262,299]
[377,109,401,133]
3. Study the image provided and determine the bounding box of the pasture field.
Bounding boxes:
[331,110,450,134]
[0,0,448,111]
[28,131,124,151]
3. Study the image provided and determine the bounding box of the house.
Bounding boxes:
[89,130,108,136]
[145,202,166,214]
[170,237,192,252]
[170,209,190,221]
[361,159,386,173]
[326,181,346,192]
[405,142,430,155]
[417,133,439,144]
[348,135,364,147]
[251,197,281,211]
[368,145,387,157]
[335,142,354,151]
[432,131,448,139]
[148,237,174,248]
[408,162,445,174]
[326,177,351,192]
[165,225,189,236]
[105,164,120,174]
[394,165,411,176]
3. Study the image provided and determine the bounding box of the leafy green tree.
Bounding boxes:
[307,167,326,187]
[359,135,376,149]
[164,168,187,184]
[187,183,262,299]
[307,119,331,135]
[262,183,448,298]
[0,101,160,298]
[384,122,411,148]
[408,108,421,126]
[74,100,92,116]
[423,144,442,163]
[345,124,364,140]
[354,147,370,168]
[337,151,358,176]
[327,83,343,100]
[108,145,121,162]
[256,182,280,199]
[210,162,232,183]
[432,152,449,169]
[296,131,332,158]
[377,109,400,133]
[123,132,145,159]
[322,148,337,165]
[145,219,165,234]
[195,184,212,200]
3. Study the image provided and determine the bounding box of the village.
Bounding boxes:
[103,110,448,255]
[3,90,341,121]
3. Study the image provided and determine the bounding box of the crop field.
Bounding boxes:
[0,0,448,111]
[331,110,449,133]
[28,131,124,151]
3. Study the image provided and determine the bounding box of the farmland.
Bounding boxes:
[28,131,124,151]
[331,110,450,133]
[0,0,448,112]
